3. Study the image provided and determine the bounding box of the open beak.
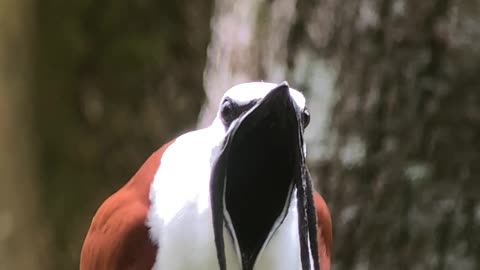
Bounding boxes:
[211,82,314,270]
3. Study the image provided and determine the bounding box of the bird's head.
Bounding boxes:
[209,81,318,270]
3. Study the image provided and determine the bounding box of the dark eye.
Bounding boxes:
[302,108,310,128]
[220,98,238,125]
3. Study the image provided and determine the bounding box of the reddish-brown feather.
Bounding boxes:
[80,139,332,270]
[80,141,173,270]
[314,192,333,270]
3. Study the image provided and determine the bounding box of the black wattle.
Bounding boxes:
[210,147,228,270]
[296,122,320,270]
[305,168,320,270]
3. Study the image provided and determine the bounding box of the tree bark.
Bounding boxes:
[201,0,480,269]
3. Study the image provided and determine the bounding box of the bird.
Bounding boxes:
[80,81,332,270]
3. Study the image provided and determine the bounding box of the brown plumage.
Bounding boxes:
[314,192,333,270]
[80,141,173,270]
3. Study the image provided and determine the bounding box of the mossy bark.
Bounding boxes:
[202,0,480,269]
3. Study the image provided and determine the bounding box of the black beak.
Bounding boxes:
[232,81,299,136]
[211,82,318,270]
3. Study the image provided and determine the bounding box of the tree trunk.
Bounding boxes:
[0,0,49,269]
[201,0,480,269]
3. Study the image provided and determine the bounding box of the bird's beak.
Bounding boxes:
[211,82,308,270]
[222,82,303,214]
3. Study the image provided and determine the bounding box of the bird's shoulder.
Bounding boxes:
[80,141,175,270]
[80,190,156,270]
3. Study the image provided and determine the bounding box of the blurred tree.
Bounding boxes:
[201,0,480,269]
[33,0,212,269]
[0,0,48,269]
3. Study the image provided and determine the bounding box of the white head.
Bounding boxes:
[208,81,318,270]
[210,82,309,132]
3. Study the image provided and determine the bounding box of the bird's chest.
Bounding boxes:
[146,135,303,270]
[148,190,303,270]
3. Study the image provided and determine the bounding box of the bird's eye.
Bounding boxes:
[302,108,310,128]
[220,98,238,125]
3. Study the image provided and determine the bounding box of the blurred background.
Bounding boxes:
[0,0,479,269]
